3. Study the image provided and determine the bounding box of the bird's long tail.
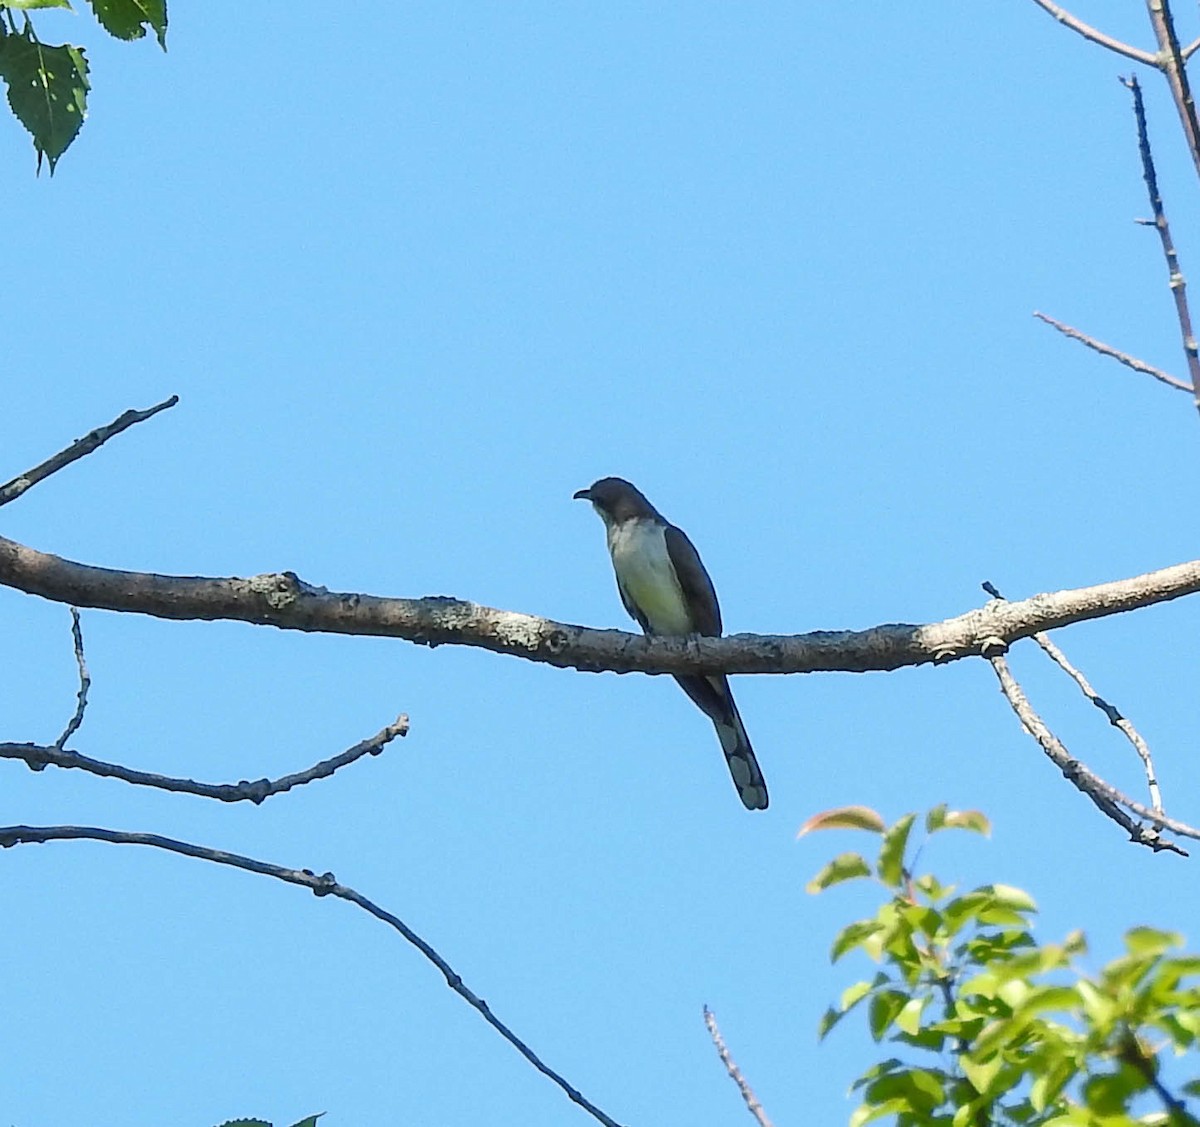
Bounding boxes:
[675,674,769,810]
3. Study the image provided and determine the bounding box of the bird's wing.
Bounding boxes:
[616,580,653,634]
[664,524,722,636]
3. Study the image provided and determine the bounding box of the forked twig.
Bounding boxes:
[986,649,1192,855]
[983,583,1163,814]
[0,395,179,508]
[0,823,628,1127]
[703,1006,774,1127]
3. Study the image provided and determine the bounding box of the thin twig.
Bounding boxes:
[2,715,409,802]
[703,1007,774,1127]
[0,823,627,1127]
[1144,0,1200,185]
[0,395,178,508]
[53,608,90,752]
[1121,74,1200,407]
[1184,36,1200,62]
[982,582,1163,814]
[1033,311,1191,392]
[1028,0,1157,64]
[987,650,1192,854]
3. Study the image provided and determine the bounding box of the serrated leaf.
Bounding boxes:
[798,805,886,836]
[807,852,872,894]
[214,1120,272,1127]
[878,813,916,887]
[0,28,88,172]
[86,0,168,49]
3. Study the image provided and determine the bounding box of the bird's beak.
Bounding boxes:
[573,487,592,501]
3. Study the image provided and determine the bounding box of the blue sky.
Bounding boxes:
[5,3,1200,1124]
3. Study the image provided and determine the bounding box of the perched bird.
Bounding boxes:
[574,476,768,810]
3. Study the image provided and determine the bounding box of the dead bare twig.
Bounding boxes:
[3,715,408,801]
[986,648,1191,854]
[704,1007,775,1127]
[0,395,178,508]
[1121,74,1200,408]
[0,823,628,1127]
[1028,0,1156,64]
[53,608,90,752]
[983,582,1163,815]
[1033,312,1191,392]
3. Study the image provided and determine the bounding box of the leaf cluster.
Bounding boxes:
[803,806,1200,1126]
[0,0,167,172]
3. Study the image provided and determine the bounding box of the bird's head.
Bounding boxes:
[573,477,656,525]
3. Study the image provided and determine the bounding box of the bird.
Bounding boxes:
[573,476,768,810]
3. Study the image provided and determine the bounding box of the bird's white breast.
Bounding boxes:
[607,518,693,635]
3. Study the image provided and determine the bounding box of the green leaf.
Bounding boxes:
[959,1051,1003,1096]
[0,28,89,172]
[927,806,991,836]
[5,0,73,9]
[878,813,916,887]
[1124,926,1182,958]
[798,805,886,836]
[807,852,872,894]
[86,0,168,49]
[868,989,910,1041]
[895,994,929,1036]
[215,1121,272,1127]
[850,1097,910,1127]
[831,919,886,962]
[286,1117,324,1127]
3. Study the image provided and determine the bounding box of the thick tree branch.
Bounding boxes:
[0,395,178,508]
[2,533,1200,675]
[0,823,627,1127]
[1,715,408,801]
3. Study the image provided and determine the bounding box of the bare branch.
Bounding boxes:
[1,716,408,802]
[703,1007,774,1127]
[987,650,1192,854]
[1121,74,1200,406]
[0,823,628,1127]
[982,582,1163,814]
[54,608,90,752]
[1144,0,1200,184]
[1184,36,1200,62]
[1029,0,1157,64]
[0,396,178,508]
[1033,311,1191,392]
[3,532,1200,677]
